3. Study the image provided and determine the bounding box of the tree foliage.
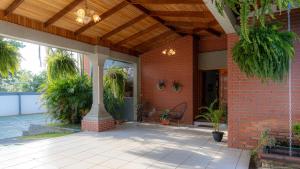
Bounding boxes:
[41,75,92,124]
[0,39,22,77]
[0,70,46,92]
[46,48,78,81]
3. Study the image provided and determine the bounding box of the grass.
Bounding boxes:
[47,122,81,130]
[21,132,73,140]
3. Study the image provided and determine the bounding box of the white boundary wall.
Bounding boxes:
[0,93,46,116]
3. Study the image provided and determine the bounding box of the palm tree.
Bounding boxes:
[0,39,21,77]
[46,48,78,81]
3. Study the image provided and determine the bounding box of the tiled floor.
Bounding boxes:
[0,123,250,169]
[0,114,53,140]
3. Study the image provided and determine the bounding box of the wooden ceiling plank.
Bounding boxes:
[101,14,147,39]
[126,0,182,36]
[115,23,161,46]
[0,10,138,56]
[133,30,174,50]
[130,0,203,4]
[150,11,210,18]
[4,0,24,16]
[44,0,84,27]
[75,1,129,35]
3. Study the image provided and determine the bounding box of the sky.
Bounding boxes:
[19,42,47,75]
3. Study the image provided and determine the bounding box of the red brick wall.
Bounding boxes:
[199,35,227,53]
[140,36,195,124]
[83,55,91,76]
[228,10,300,149]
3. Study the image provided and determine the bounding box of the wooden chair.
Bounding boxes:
[169,102,187,126]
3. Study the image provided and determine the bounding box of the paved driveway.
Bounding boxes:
[0,123,250,169]
[0,114,52,140]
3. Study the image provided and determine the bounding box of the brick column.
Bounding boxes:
[82,47,115,132]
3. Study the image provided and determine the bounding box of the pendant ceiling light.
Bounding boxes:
[75,0,101,24]
[162,47,176,56]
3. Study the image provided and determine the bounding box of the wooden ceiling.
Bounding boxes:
[0,0,225,55]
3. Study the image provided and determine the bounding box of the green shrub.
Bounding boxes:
[41,75,92,124]
[293,123,300,138]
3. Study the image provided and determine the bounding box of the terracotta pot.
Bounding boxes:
[160,119,170,125]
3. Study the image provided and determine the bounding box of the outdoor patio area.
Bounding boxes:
[0,123,250,169]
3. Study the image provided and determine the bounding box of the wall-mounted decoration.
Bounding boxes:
[172,81,182,93]
[156,80,166,91]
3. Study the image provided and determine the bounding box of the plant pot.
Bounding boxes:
[212,131,224,142]
[160,119,170,125]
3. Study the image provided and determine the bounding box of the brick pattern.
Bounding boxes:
[199,35,227,53]
[140,36,195,124]
[227,10,300,149]
[220,70,228,105]
[83,55,91,76]
[82,119,115,132]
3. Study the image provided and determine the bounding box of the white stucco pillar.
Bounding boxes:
[82,46,115,131]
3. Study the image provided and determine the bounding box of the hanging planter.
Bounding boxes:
[171,81,182,93]
[233,24,297,82]
[213,0,299,82]
[156,80,166,91]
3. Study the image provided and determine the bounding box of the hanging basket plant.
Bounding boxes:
[233,24,297,82]
[214,0,299,82]
[156,80,166,91]
[171,81,182,93]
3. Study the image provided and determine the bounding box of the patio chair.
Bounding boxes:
[169,102,187,126]
[136,102,156,122]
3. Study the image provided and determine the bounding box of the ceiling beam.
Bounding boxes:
[165,21,208,27]
[150,11,210,18]
[204,28,222,37]
[75,1,129,35]
[165,20,219,28]
[44,0,84,27]
[4,0,24,16]
[133,30,174,50]
[115,23,161,46]
[126,0,182,36]
[175,27,222,37]
[130,0,203,4]
[101,14,147,39]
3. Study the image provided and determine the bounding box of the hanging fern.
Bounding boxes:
[213,0,299,82]
[213,0,300,40]
[46,49,78,81]
[103,67,128,119]
[233,24,297,82]
[0,39,21,77]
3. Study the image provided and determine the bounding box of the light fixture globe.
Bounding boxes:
[93,14,101,22]
[76,8,85,18]
[75,0,100,25]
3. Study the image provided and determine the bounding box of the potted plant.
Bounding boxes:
[160,109,170,125]
[195,100,225,142]
[171,81,182,93]
[156,80,166,91]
